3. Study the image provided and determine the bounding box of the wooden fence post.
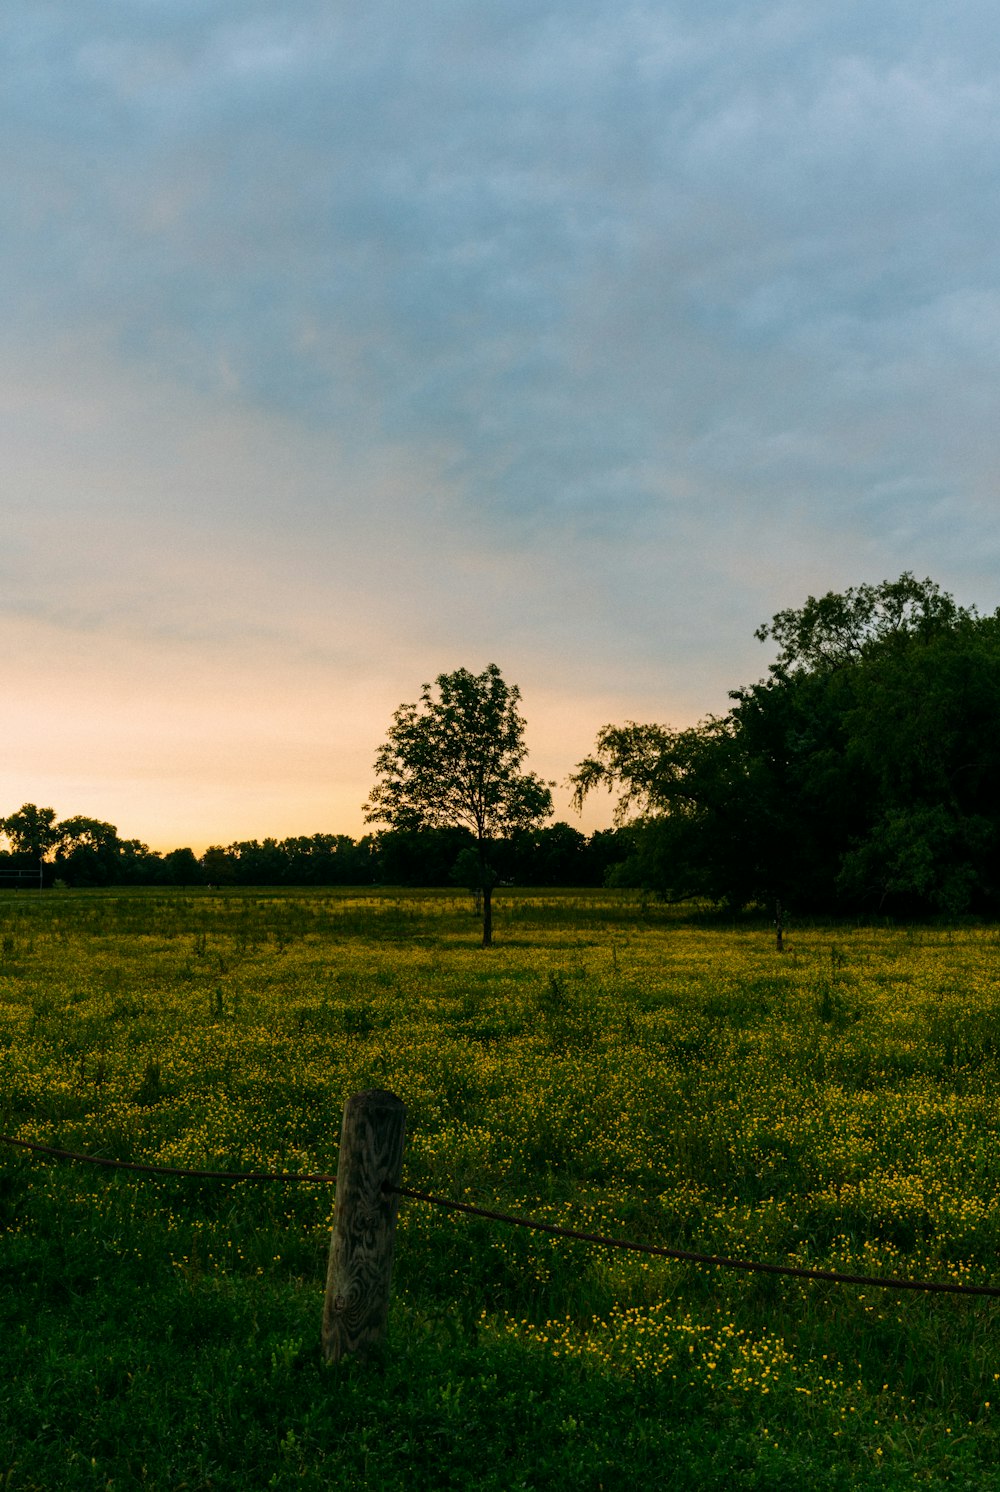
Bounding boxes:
[322,1089,406,1364]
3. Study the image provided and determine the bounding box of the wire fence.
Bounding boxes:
[0,1133,336,1182]
[4,1130,1000,1300]
[389,1181,1000,1297]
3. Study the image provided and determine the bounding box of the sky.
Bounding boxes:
[3,0,1000,851]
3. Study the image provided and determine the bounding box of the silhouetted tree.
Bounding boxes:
[1,803,61,860]
[159,847,203,887]
[366,664,553,944]
[572,575,1000,916]
[55,816,122,887]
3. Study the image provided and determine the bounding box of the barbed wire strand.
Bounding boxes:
[0,1133,336,1183]
[4,1132,999,1299]
[389,1183,1000,1299]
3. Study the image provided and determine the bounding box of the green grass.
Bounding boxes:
[3,887,1000,1488]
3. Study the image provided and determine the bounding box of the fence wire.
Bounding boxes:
[389,1182,1000,1298]
[4,1132,999,1300]
[0,1133,336,1183]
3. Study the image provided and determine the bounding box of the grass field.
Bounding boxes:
[3,887,1000,1489]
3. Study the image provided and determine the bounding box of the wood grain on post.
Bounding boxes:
[322,1089,406,1364]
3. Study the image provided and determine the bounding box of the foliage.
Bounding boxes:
[573,574,1000,914]
[0,805,165,887]
[0,810,626,894]
[374,826,476,887]
[3,888,1000,1488]
[56,815,128,887]
[365,664,553,942]
[755,571,969,675]
[1,802,60,858]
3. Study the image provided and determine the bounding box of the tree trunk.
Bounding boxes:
[482,883,493,947]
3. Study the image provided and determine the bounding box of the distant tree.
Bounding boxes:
[2,803,61,861]
[283,832,376,885]
[228,839,286,885]
[199,834,377,888]
[159,847,203,887]
[117,839,162,885]
[374,826,476,887]
[365,664,553,944]
[201,845,238,885]
[506,822,590,885]
[55,816,122,887]
[584,828,635,886]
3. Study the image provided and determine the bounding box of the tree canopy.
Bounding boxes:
[572,574,1000,916]
[365,664,553,943]
[1,804,61,859]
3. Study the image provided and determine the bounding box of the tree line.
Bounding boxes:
[0,802,629,891]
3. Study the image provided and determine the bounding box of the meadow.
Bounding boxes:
[3,887,1000,1489]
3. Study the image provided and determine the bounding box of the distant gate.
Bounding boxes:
[0,862,44,890]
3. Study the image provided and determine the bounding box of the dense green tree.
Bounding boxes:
[374,826,475,887]
[572,575,1000,916]
[159,847,203,887]
[54,816,123,887]
[225,839,287,885]
[117,839,163,885]
[754,572,967,675]
[504,822,591,885]
[1,803,61,860]
[585,827,636,885]
[0,809,169,888]
[201,835,378,887]
[366,664,553,944]
[202,845,239,885]
[281,833,373,885]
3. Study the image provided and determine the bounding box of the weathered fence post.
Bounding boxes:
[322,1089,406,1364]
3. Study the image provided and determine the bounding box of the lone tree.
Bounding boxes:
[365,664,553,944]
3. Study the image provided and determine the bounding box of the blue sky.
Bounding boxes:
[3,1,1000,848]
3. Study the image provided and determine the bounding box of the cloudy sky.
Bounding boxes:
[3,0,1000,850]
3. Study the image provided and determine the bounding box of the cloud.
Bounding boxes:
[3,0,1000,843]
